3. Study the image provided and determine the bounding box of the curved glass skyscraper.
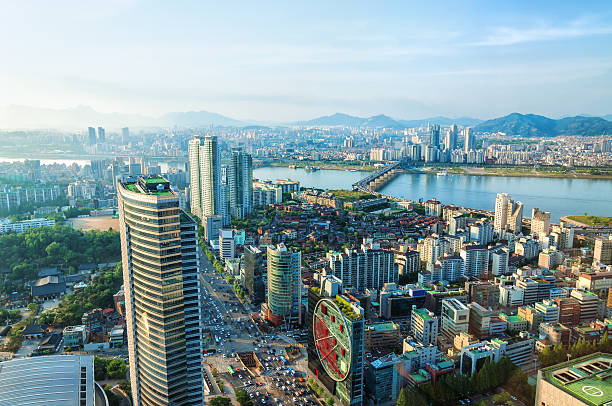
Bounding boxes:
[118,176,203,406]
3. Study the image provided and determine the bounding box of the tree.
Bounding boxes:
[27,302,38,314]
[327,397,335,406]
[209,397,231,406]
[94,356,109,380]
[236,388,253,406]
[106,358,127,379]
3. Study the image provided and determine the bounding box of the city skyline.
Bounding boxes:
[1,1,611,123]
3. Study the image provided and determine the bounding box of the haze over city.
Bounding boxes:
[0,2,611,406]
[1,0,612,124]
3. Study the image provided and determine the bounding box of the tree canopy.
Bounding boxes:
[0,225,120,295]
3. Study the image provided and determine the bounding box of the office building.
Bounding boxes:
[535,353,612,406]
[203,215,223,243]
[531,208,551,239]
[243,245,265,305]
[410,307,439,345]
[571,289,601,324]
[327,242,398,293]
[121,127,129,143]
[459,340,506,375]
[97,126,105,142]
[365,353,401,405]
[494,193,523,233]
[445,124,458,150]
[364,322,402,352]
[499,285,524,307]
[87,126,96,145]
[188,135,224,223]
[228,148,253,218]
[265,244,302,325]
[467,302,492,339]
[308,279,365,406]
[441,298,470,339]
[118,176,204,406]
[594,236,612,266]
[464,127,475,153]
[219,229,236,262]
[554,297,581,326]
[429,124,440,146]
[466,280,500,309]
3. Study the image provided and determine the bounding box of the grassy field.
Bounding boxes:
[566,216,612,227]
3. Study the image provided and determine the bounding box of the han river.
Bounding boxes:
[253,166,612,223]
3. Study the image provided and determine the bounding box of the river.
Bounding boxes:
[253,166,612,222]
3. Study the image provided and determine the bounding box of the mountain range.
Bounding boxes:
[297,113,482,128]
[474,113,612,137]
[0,105,610,136]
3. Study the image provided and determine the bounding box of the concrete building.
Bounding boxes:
[494,193,523,233]
[365,322,402,352]
[531,208,551,239]
[470,219,494,245]
[0,355,98,406]
[365,353,401,405]
[459,340,506,375]
[490,246,510,276]
[410,307,439,346]
[461,244,489,279]
[219,229,236,262]
[571,289,601,324]
[594,236,612,266]
[252,181,282,206]
[203,214,223,243]
[393,245,420,276]
[441,298,470,339]
[468,302,492,339]
[0,218,55,234]
[327,242,398,293]
[118,176,204,406]
[535,353,612,406]
[515,237,541,260]
[499,285,524,307]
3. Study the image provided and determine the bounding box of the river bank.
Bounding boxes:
[254,166,612,223]
[420,166,612,180]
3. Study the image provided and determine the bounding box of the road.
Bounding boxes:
[197,246,315,406]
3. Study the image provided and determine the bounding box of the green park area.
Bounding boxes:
[567,216,612,227]
[328,189,376,202]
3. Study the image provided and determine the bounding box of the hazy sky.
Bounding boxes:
[1,1,611,121]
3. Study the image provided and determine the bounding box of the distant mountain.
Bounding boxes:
[474,113,612,137]
[298,113,367,127]
[297,113,480,128]
[0,105,247,130]
[158,110,245,127]
[399,116,482,127]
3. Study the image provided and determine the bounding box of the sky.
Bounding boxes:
[1,0,611,122]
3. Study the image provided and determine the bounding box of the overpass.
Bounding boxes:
[352,160,405,192]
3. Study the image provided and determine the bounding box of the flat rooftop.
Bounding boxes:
[0,355,95,406]
[541,353,612,406]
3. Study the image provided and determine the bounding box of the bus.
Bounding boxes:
[227,366,234,375]
[203,348,216,355]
